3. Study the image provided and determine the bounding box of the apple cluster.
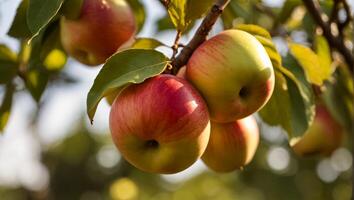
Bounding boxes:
[109,29,275,174]
[59,0,275,174]
[61,0,343,174]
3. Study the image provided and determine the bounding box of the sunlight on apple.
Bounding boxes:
[316,159,339,183]
[164,79,184,91]
[267,146,290,171]
[330,148,353,172]
[96,145,121,169]
[184,100,198,114]
[110,178,138,200]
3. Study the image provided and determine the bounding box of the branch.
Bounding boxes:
[170,0,231,73]
[302,0,353,73]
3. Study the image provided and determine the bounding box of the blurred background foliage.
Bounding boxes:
[0,118,352,200]
[0,0,353,199]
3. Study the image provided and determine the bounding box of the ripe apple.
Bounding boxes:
[202,116,259,172]
[291,105,343,156]
[186,29,275,122]
[60,0,136,66]
[109,75,211,174]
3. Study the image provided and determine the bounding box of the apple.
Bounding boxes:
[291,105,343,156]
[186,29,275,122]
[109,75,211,174]
[202,116,259,172]
[176,66,187,79]
[60,0,136,66]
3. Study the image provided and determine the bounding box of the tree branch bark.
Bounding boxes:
[170,0,231,73]
[302,0,353,72]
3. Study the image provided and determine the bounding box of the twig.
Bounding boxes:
[337,0,352,32]
[159,0,170,8]
[171,31,182,60]
[302,0,353,72]
[170,0,231,74]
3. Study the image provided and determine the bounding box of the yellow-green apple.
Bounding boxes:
[202,116,259,172]
[186,29,275,122]
[109,75,211,174]
[60,0,136,66]
[291,105,343,156]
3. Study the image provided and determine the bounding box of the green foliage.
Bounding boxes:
[323,66,354,133]
[87,49,169,122]
[167,0,214,32]
[27,0,64,39]
[127,0,146,33]
[0,45,18,84]
[131,38,167,49]
[289,43,332,85]
[0,83,14,132]
[7,0,32,39]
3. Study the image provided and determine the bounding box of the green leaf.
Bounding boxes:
[87,49,169,122]
[235,24,271,39]
[0,62,18,85]
[0,45,17,62]
[25,26,53,101]
[0,45,18,84]
[167,0,213,32]
[131,38,167,49]
[322,67,354,132]
[289,43,331,85]
[25,69,49,102]
[314,35,333,75]
[167,0,188,31]
[221,2,251,29]
[27,0,64,38]
[259,70,292,129]
[39,24,67,71]
[127,0,146,33]
[8,0,32,39]
[0,83,15,132]
[185,0,214,22]
[283,54,315,140]
[259,54,315,140]
[157,15,176,31]
[277,0,301,24]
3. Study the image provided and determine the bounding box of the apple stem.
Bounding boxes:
[166,0,231,74]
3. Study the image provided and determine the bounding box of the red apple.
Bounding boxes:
[291,105,343,156]
[109,75,211,174]
[60,0,136,66]
[186,30,274,122]
[202,116,259,172]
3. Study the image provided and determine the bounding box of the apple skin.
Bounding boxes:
[202,116,259,172]
[60,0,136,66]
[186,30,275,122]
[109,75,211,174]
[291,105,343,157]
